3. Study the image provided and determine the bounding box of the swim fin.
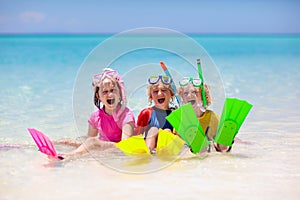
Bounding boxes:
[214,98,253,146]
[166,103,209,153]
[27,128,58,158]
[115,135,151,156]
[156,129,185,156]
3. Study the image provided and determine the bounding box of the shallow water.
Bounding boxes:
[0,33,300,199]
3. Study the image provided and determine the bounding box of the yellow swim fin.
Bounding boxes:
[115,135,151,156]
[156,129,185,156]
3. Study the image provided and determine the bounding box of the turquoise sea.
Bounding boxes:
[0,33,300,199]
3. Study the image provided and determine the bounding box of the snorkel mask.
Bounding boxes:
[179,77,202,87]
[148,75,172,85]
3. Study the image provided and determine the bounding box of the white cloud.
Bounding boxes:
[19,11,46,23]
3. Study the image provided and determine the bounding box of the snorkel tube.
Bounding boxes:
[160,61,181,106]
[197,58,207,108]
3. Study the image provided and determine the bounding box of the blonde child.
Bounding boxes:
[177,77,230,152]
[59,68,135,159]
[135,75,175,153]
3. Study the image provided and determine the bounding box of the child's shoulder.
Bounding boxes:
[204,109,216,115]
[123,106,134,113]
[137,107,154,126]
[90,108,101,116]
[138,107,154,115]
[205,109,219,119]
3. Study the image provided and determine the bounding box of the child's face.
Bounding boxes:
[98,78,121,114]
[181,84,202,109]
[150,82,172,110]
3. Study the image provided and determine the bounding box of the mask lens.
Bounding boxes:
[179,77,190,86]
[161,76,171,84]
[192,78,202,87]
[93,74,102,80]
[92,74,103,86]
[92,70,119,87]
[148,76,160,84]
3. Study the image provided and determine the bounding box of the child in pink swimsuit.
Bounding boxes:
[62,68,135,158]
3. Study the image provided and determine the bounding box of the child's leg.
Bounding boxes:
[53,139,83,147]
[145,127,159,152]
[64,137,115,158]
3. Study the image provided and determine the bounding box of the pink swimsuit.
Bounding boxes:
[88,106,135,142]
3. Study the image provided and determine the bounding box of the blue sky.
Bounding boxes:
[0,0,299,34]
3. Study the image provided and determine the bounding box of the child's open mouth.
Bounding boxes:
[188,100,196,105]
[107,98,115,105]
[158,98,165,104]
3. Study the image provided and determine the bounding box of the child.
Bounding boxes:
[135,75,175,153]
[60,68,135,158]
[177,77,230,152]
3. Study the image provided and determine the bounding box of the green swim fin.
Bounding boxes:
[115,135,151,156]
[214,98,253,146]
[166,103,209,153]
[156,129,185,156]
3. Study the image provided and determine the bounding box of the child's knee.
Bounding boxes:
[147,127,159,137]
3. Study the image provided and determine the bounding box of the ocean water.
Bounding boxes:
[0,33,300,199]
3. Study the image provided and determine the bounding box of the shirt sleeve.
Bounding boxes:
[134,108,152,135]
[136,108,152,127]
[117,107,135,128]
[88,110,100,129]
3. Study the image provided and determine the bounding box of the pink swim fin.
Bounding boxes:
[27,128,62,159]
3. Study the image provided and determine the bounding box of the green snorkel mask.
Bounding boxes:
[179,77,202,87]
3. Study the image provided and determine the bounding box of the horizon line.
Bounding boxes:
[1,32,300,36]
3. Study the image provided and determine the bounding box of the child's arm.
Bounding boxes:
[121,122,135,140]
[87,124,98,137]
